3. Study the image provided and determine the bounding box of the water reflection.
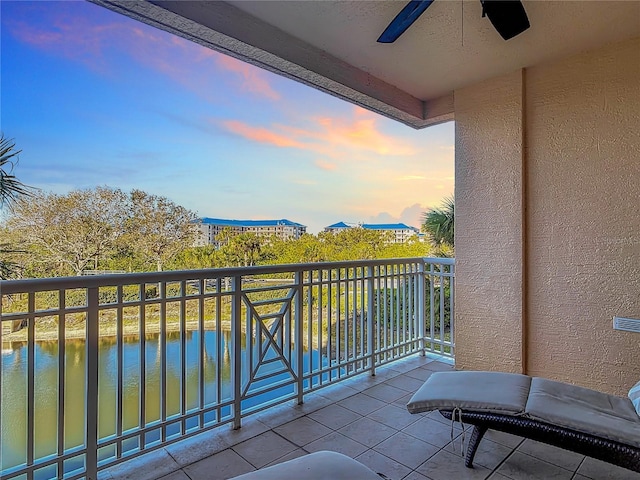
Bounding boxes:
[2,329,312,473]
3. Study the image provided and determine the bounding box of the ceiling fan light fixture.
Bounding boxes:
[481,0,530,40]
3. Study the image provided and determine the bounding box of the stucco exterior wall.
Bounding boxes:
[454,70,525,373]
[454,37,640,395]
[525,37,640,394]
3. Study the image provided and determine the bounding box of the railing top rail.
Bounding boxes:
[0,257,455,294]
[423,257,455,265]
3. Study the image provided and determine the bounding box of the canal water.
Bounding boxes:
[1,330,325,475]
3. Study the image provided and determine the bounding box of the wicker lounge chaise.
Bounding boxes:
[407,371,640,473]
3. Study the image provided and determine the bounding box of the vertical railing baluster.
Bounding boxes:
[449,262,455,358]
[295,271,304,404]
[232,276,242,430]
[418,261,425,356]
[429,262,435,352]
[27,292,35,480]
[216,278,222,419]
[307,271,314,386]
[57,290,66,474]
[335,272,341,376]
[198,279,205,428]
[317,270,323,387]
[440,264,445,355]
[327,270,333,379]
[139,284,146,450]
[366,266,375,375]
[160,281,167,442]
[86,286,99,480]
[180,281,187,435]
[116,285,124,457]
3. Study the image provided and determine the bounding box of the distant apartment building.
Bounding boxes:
[324,222,420,244]
[196,218,307,247]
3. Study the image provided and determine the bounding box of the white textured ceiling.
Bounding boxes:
[231,0,640,99]
[92,0,640,127]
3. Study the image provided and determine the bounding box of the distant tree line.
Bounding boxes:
[2,189,454,279]
[1,135,454,279]
[2,186,197,277]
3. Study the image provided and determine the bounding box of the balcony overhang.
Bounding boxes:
[89,1,639,129]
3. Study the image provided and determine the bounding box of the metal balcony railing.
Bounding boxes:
[0,257,454,480]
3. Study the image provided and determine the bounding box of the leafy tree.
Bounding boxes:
[263,234,326,264]
[0,134,35,278]
[171,245,220,270]
[319,228,390,260]
[220,232,263,267]
[422,196,454,248]
[8,187,128,276]
[124,190,198,271]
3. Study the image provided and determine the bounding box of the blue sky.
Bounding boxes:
[1,0,454,233]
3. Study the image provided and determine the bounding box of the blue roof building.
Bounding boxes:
[324,222,420,243]
[196,218,307,247]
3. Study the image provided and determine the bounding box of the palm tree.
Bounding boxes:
[422,196,454,247]
[0,134,32,206]
[1,133,33,278]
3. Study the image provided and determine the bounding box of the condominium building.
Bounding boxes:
[324,222,420,244]
[196,218,307,247]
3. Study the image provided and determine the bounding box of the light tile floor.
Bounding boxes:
[100,356,640,480]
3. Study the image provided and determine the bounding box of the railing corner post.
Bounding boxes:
[294,271,304,405]
[418,260,426,356]
[366,265,375,376]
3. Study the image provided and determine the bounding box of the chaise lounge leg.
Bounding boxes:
[465,425,488,468]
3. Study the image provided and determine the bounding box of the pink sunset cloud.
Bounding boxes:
[220,106,418,159]
[216,55,280,101]
[9,5,280,101]
[315,160,337,171]
[223,121,304,148]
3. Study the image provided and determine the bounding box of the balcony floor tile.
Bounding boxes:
[338,392,387,415]
[495,451,574,480]
[307,403,363,430]
[337,416,398,448]
[183,449,255,479]
[304,431,369,457]
[366,403,422,430]
[272,417,332,447]
[100,358,640,480]
[231,431,298,469]
[355,448,412,479]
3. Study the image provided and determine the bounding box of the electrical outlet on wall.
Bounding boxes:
[613,316,640,333]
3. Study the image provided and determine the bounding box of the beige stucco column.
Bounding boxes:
[454,69,527,374]
[452,38,640,395]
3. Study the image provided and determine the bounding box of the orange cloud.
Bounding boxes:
[216,55,280,100]
[314,110,416,156]
[315,160,337,171]
[221,106,417,158]
[223,121,303,148]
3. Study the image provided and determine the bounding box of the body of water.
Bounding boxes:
[1,330,325,475]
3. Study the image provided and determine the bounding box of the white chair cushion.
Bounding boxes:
[629,379,640,416]
[526,377,640,448]
[228,451,381,480]
[406,371,531,415]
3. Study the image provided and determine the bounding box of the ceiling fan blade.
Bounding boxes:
[377,0,436,43]
[481,0,530,40]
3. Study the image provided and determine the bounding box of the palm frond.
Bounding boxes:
[422,196,454,246]
[0,133,34,206]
